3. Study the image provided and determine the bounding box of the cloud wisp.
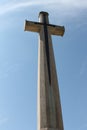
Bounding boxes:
[0,0,87,16]
[77,123,87,130]
[0,1,39,15]
[0,63,21,79]
[80,56,87,76]
[0,117,8,125]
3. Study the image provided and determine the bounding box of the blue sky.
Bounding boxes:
[0,0,87,130]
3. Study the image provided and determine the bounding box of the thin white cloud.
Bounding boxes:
[60,0,87,8]
[0,1,39,15]
[77,123,87,130]
[80,56,87,76]
[0,63,21,79]
[0,0,87,15]
[0,117,8,125]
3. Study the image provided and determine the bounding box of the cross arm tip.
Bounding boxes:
[24,20,42,33]
[61,26,65,36]
[48,24,65,36]
[24,20,28,31]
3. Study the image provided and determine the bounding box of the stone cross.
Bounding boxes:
[24,11,65,130]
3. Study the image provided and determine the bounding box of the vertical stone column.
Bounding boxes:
[37,12,64,130]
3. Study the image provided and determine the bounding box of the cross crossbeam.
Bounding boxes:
[24,20,65,36]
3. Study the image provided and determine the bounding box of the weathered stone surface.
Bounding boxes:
[24,11,65,130]
[37,12,64,130]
